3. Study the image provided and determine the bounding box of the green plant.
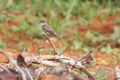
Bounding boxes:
[18,41,25,50]
[100,45,113,54]
[45,48,54,55]
[0,14,8,22]
[115,17,120,24]
[85,30,106,46]
[0,39,7,48]
[75,31,81,41]
[115,53,120,61]
[76,69,82,74]
[19,20,30,32]
[95,68,106,80]
[1,26,11,36]
[48,18,60,32]
[82,47,90,52]
[11,25,21,32]
[72,40,82,50]
[110,26,120,46]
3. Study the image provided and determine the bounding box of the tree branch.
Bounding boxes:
[0,49,27,80]
[42,33,58,55]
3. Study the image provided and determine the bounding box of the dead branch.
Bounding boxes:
[25,56,59,67]
[25,55,84,68]
[115,66,120,80]
[51,66,86,80]
[55,55,95,80]
[35,68,42,80]
[25,54,95,80]
[0,65,11,73]
[67,68,86,80]
[17,54,33,80]
[42,33,58,55]
[77,50,93,61]
[80,68,96,80]
[0,49,28,80]
[76,50,93,65]
[0,50,95,80]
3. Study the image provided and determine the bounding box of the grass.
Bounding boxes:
[95,68,106,80]
[0,39,7,48]
[0,0,120,49]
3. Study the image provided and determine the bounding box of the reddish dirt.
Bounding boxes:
[88,65,115,80]
[77,14,118,33]
[39,74,60,80]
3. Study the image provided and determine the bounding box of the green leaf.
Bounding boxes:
[95,68,106,79]
[83,47,90,52]
[18,42,25,50]
[11,26,20,32]
[100,45,113,54]
[45,48,53,55]
[75,31,81,41]
[13,0,21,4]
[76,69,82,74]
[0,39,7,48]
[1,26,11,36]
[73,41,81,50]
[100,47,106,52]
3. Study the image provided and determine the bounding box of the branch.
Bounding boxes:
[0,49,27,80]
[51,66,86,80]
[67,68,86,80]
[25,56,59,67]
[42,33,58,55]
[0,65,11,73]
[80,68,96,80]
[115,66,120,80]
[77,50,92,61]
[25,54,95,80]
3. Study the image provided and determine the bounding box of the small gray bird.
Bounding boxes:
[40,20,60,39]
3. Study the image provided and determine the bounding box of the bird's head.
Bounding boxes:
[39,20,46,26]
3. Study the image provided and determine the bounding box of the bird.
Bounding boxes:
[39,20,60,39]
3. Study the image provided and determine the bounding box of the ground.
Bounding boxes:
[0,4,120,80]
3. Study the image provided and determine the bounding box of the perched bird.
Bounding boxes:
[40,20,60,39]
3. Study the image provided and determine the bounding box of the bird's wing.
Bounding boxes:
[42,24,53,32]
[42,24,60,38]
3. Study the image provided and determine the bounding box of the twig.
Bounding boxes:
[23,68,33,80]
[0,65,11,73]
[35,68,41,80]
[115,66,120,80]
[67,68,86,80]
[51,66,86,80]
[42,33,58,55]
[25,56,59,67]
[77,50,92,61]
[56,55,95,79]
[0,49,27,80]
[80,67,96,80]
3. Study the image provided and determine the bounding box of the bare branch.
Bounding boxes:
[0,49,27,80]
[80,67,96,80]
[25,54,95,80]
[67,68,86,80]
[25,56,59,67]
[0,65,11,73]
[115,66,120,80]
[42,33,58,55]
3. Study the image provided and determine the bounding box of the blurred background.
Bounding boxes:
[0,0,120,79]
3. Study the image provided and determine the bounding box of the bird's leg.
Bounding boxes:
[42,33,58,55]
